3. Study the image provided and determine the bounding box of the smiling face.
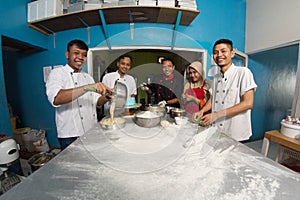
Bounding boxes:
[65,44,87,72]
[188,67,201,83]
[213,43,235,73]
[162,60,175,77]
[117,56,131,76]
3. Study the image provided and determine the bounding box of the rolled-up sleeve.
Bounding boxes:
[46,68,65,107]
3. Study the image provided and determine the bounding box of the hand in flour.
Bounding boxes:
[195,112,219,127]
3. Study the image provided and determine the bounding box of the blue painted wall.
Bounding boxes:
[0,0,246,148]
[249,44,299,141]
[0,0,48,135]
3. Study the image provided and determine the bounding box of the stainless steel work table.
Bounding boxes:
[1,119,300,199]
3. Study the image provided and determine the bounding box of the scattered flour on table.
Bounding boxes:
[46,128,300,200]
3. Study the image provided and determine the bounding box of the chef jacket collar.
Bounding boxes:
[66,64,82,74]
[163,73,174,81]
[221,63,235,79]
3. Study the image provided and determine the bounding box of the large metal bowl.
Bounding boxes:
[133,111,163,128]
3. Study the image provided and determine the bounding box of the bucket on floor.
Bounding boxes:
[22,129,48,153]
[33,137,50,152]
[22,130,38,152]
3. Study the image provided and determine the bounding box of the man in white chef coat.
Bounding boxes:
[46,39,112,150]
[193,39,257,141]
[101,54,137,117]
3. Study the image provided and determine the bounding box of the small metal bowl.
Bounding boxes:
[170,108,186,118]
[133,111,163,128]
[100,117,126,130]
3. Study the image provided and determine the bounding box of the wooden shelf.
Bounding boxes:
[28,6,200,35]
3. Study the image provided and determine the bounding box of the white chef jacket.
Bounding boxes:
[211,64,257,141]
[102,71,137,115]
[46,64,101,138]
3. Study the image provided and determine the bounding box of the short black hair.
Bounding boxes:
[161,58,175,66]
[67,40,88,52]
[213,39,233,50]
[118,54,132,63]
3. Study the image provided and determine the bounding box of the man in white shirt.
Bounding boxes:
[46,39,112,150]
[193,39,257,141]
[102,55,137,116]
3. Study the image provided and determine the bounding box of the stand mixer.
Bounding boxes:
[0,134,21,195]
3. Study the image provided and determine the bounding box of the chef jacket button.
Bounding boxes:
[225,78,227,81]
[81,117,83,120]
[216,90,219,93]
[219,123,223,126]
[222,101,224,104]
[215,101,218,103]
[218,80,221,83]
[75,82,78,85]
[223,90,225,93]
[79,105,82,108]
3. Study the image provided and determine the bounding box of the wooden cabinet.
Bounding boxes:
[28,6,200,35]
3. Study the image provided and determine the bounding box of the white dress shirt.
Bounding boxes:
[46,64,101,138]
[211,64,257,141]
[102,71,137,115]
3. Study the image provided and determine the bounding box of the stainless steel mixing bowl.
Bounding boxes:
[114,81,127,108]
[133,111,163,128]
[144,104,166,116]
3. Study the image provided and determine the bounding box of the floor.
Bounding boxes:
[244,139,279,161]
[245,139,300,173]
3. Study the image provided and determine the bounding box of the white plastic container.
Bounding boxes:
[28,0,63,22]
[280,121,300,139]
[28,1,39,22]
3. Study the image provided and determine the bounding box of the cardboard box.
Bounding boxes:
[10,117,17,131]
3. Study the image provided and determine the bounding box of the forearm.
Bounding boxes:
[166,98,179,105]
[200,97,212,113]
[216,101,253,119]
[53,85,88,105]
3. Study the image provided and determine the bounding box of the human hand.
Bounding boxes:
[199,112,219,126]
[90,82,113,96]
[192,110,203,123]
[140,82,149,91]
[158,100,167,107]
